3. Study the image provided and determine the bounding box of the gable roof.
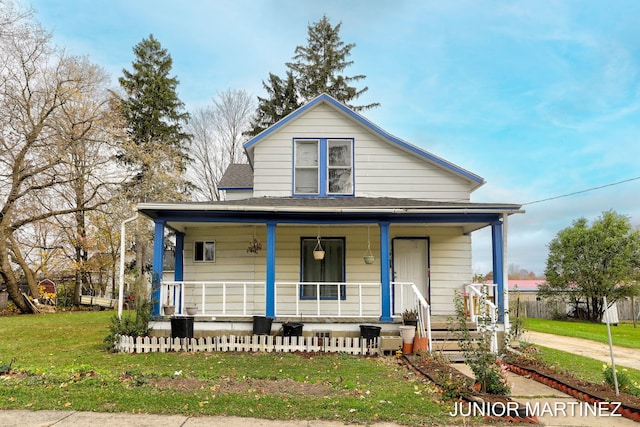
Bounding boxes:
[218,163,253,189]
[243,93,486,191]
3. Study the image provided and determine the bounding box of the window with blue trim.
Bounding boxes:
[300,238,345,299]
[293,138,353,196]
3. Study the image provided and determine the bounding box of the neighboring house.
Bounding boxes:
[137,94,523,338]
[509,279,545,302]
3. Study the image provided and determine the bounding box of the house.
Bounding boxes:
[509,279,545,302]
[136,93,523,341]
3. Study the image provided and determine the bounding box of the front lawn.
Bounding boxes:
[524,318,640,349]
[0,311,451,425]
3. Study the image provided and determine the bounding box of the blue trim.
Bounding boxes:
[218,187,253,191]
[491,221,504,322]
[292,138,355,197]
[245,93,484,186]
[175,231,184,281]
[151,220,165,317]
[265,222,276,318]
[319,139,327,195]
[140,210,505,226]
[379,222,393,322]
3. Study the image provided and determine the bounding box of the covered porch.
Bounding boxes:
[134,197,522,340]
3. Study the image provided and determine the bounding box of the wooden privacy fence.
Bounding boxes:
[116,335,380,356]
[516,299,639,320]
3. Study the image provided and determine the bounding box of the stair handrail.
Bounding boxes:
[465,283,498,353]
[410,283,432,353]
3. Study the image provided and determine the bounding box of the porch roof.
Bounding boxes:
[138,197,523,234]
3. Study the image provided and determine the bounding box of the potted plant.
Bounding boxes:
[186,305,198,315]
[313,237,325,260]
[247,235,262,254]
[402,308,419,326]
[163,286,175,316]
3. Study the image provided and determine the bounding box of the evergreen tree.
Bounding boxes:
[247,16,378,136]
[287,15,378,110]
[248,71,299,136]
[118,34,192,203]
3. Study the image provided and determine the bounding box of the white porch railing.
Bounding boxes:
[392,282,432,353]
[161,281,431,327]
[465,283,498,353]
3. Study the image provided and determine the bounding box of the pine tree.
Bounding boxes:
[117,34,192,277]
[248,71,299,136]
[118,34,192,203]
[287,15,378,110]
[247,16,378,136]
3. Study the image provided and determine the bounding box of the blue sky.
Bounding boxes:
[24,0,640,275]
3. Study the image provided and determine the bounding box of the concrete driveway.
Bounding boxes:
[522,330,639,370]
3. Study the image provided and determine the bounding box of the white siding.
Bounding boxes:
[180,223,470,315]
[251,103,473,201]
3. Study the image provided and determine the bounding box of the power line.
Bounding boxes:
[522,176,640,206]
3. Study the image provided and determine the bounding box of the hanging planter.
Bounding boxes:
[363,226,375,264]
[313,231,325,260]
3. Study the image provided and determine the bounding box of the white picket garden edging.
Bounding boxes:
[116,335,380,356]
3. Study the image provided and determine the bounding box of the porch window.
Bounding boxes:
[194,241,215,262]
[293,138,354,196]
[300,238,345,299]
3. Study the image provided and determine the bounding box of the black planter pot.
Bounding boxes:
[170,316,194,338]
[252,316,273,335]
[283,322,304,337]
[359,325,381,340]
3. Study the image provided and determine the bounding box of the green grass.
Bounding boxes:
[524,318,640,349]
[532,345,640,385]
[0,311,451,425]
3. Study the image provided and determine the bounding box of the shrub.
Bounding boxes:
[603,364,640,397]
[104,296,152,351]
[452,290,510,395]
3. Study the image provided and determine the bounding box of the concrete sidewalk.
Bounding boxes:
[0,411,403,427]
[453,363,639,426]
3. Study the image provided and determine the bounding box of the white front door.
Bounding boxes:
[393,239,429,311]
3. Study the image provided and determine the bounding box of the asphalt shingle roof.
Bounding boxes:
[218,164,253,189]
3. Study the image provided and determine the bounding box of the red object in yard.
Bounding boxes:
[402,342,413,354]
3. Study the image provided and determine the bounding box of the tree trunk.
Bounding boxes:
[0,236,30,313]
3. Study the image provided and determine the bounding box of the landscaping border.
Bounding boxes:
[505,362,640,423]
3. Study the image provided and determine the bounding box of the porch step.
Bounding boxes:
[427,320,480,361]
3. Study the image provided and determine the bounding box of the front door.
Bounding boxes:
[392,238,429,313]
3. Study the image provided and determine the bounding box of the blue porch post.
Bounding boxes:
[151,220,165,317]
[266,222,276,318]
[491,221,505,321]
[174,231,184,281]
[379,222,393,322]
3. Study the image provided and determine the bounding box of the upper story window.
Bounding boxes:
[293,138,353,196]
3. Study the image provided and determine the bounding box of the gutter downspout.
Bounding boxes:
[118,212,138,320]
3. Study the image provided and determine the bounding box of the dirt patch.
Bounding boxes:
[149,376,339,397]
[215,377,338,397]
[151,377,208,392]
